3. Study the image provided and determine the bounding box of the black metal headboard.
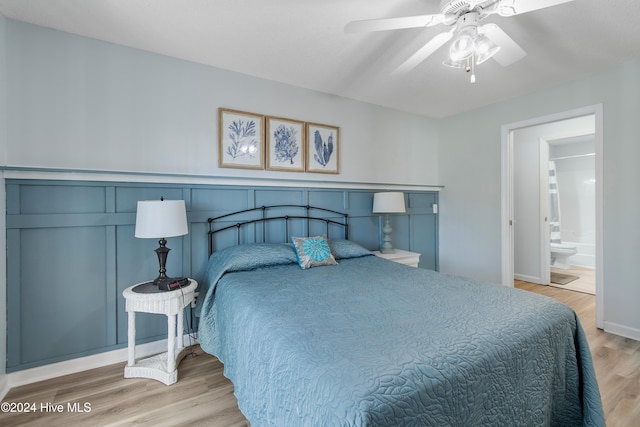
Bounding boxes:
[207,205,349,255]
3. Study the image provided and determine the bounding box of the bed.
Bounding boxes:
[196,205,604,426]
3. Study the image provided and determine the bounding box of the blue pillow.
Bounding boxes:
[292,235,338,269]
[208,243,297,274]
[328,239,373,260]
[196,243,299,317]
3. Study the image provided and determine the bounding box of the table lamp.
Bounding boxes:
[372,192,406,254]
[135,198,188,291]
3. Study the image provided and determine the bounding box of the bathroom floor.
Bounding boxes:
[550,265,595,295]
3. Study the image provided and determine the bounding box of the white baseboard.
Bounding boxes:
[0,375,9,401]
[514,273,546,285]
[603,321,640,342]
[6,334,198,389]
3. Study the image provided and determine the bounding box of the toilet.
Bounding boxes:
[550,242,577,269]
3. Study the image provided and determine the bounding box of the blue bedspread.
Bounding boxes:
[197,243,604,426]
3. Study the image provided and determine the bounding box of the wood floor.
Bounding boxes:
[2,346,249,427]
[2,282,639,426]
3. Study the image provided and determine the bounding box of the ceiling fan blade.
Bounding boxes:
[498,0,575,16]
[481,23,526,66]
[392,30,454,74]
[345,14,444,33]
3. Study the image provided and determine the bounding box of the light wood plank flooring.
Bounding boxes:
[2,346,249,427]
[2,282,639,426]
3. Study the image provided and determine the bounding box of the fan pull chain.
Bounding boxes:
[464,55,477,84]
[470,54,476,84]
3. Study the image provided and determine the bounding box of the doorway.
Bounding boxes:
[546,132,597,294]
[501,105,604,328]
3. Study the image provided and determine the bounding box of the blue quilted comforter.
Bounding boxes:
[197,243,604,426]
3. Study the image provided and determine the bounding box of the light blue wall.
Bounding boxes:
[0,15,6,165]
[4,19,439,186]
[438,60,640,338]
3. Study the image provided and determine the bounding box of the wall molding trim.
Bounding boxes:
[1,167,444,192]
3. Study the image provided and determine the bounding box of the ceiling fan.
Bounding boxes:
[345,0,575,83]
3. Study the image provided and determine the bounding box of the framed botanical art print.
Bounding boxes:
[218,108,265,169]
[266,116,305,172]
[306,122,339,174]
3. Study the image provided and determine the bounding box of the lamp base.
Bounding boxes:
[379,214,395,254]
[153,239,175,291]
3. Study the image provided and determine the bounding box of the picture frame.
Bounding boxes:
[266,116,306,172]
[218,108,265,169]
[306,122,340,174]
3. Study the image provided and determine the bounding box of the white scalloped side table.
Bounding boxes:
[122,279,198,385]
[372,249,421,267]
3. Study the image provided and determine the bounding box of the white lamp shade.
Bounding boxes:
[372,192,406,214]
[135,200,188,239]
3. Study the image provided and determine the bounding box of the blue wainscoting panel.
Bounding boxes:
[190,222,211,285]
[8,225,109,368]
[347,191,373,213]
[255,189,305,207]
[308,190,346,212]
[348,215,379,250]
[19,185,107,214]
[191,187,248,214]
[5,179,438,371]
[408,191,437,209]
[116,186,186,212]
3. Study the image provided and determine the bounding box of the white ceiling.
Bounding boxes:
[1,0,639,118]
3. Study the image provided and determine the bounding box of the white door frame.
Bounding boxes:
[539,138,551,285]
[501,104,604,328]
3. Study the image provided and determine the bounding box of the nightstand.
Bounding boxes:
[372,249,421,267]
[122,279,198,385]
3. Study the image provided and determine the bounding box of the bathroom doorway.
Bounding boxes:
[511,115,596,291]
[501,105,603,328]
[545,132,596,294]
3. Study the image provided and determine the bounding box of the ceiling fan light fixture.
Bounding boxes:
[475,35,501,64]
[348,0,571,77]
[443,57,468,69]
[449,33,475,61]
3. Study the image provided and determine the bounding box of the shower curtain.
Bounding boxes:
[548,160,561,244]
